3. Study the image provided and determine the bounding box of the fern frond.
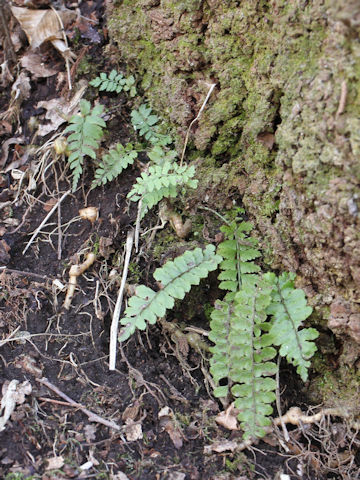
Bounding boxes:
[130,104,172,145]
[90,70,137,97]
[91,143,138,188]
[209,279,277,440]
[264,272,318,381]
[119,245,222,341]
[64,100,106,191]
[217,220,261,299]
[127,161,198,219]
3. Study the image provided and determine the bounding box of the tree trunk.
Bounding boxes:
[107,0,360,396]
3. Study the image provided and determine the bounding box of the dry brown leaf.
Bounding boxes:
[45,455,64,471]
[43,198,57,212]
[20,51,58,78]
[203,439,238,454]
[158,406,183,449]
[35,79,87,136]
[0,121,12,136]
[215,403,239,431]
[11,6,75,49]
[84,424,97,443]
[124,418,143,442]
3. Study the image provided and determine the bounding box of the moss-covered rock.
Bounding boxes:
[107,1,360,354]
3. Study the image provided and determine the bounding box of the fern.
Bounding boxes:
[217,221,261,299]
[91,143,138,188]
[90,70,137,97]
[64,100,106,191]
[127,161,198,219]
[264,272,318,382]
[119,245,222,341]
[210,279,277,440]
[209,217,318,440]
[131,104,172,145]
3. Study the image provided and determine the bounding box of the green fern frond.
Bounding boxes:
[64,100,106,191]
[127,161,198,219]
[131,104,172,145]
[264,272,318,381]
[209,279,277,440]
[90,70,137,97]
[91,143,138,188]
[119,245,222,341]
[217,220,261,298]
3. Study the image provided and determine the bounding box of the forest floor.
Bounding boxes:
[0,1,359,479]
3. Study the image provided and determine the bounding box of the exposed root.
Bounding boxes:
[63,252,96,309]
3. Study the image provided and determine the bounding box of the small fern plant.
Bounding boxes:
[127,161,198,219]
[64,99,106,191]
[131,104,172,146]
[91,143,138,189]
[119,245,222,341]
[90,70,137,97]
[209,219,319,440]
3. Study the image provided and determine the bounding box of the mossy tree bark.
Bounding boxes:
[107,1,360,388]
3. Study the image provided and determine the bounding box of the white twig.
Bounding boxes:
[22,190,70,255]
[134,198,142,253]
[109,231,134,370]
[180,83,216,166]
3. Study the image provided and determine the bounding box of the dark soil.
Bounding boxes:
[0,2,359,480]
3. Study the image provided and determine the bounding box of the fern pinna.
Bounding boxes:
[64,100,106,191]
[90,70,137,97]
[209,219,318,440]
[92,143,138,189]
[265,272,318,382]
[119,245,221,342]
[127,161,198,219]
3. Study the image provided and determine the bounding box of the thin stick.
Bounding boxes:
[0,266,51,281]
[134,198,142,253]
[336,80,347,117]
[180,83,216,166]
[109,231,134,370]
[36,377,122,431]
[22,190,70,255]
[275,356,289,442]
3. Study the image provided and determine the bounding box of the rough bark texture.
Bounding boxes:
[107,1,360,370]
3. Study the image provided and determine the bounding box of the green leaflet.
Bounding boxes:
[210,279,277,440]
[127,161,198,219]
[217,221,261,299]
[91,143,138,188]
[119,245,222,342]
[64,100,106,192]
[264,272,318,382]
[90,70,137,97]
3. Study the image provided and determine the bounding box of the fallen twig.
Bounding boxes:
[109,231,134,370]
[180,82,216,166]
[36,377,122,431]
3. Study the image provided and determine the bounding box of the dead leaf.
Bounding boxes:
[45,455,64,471]
[11,71,31,102]
[14,354,43,377]
[215,403,239,431]
[0,121,12,136]
[122,400,140,422]
[11,6,76,49]
[0,239,11,265]
[20,51,58,78]
[0,380,32,431]
[203,439,238,454]
[124,418,143,442]
[43,198,57,212]
[35,79,87,136]
[84,424,97,443]
[110,473,130,480]
[158,406,183,449]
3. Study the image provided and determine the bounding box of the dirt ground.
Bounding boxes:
[0,1,359,479]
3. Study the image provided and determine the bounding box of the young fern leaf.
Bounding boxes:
[131,104,159,142]
[91,143,138,188]
[209,280,277,440]
[119,245,222,341]
[217,221,261,300]
[64,100,106,192]
[90,70,137,97]
[264,272,318,381]
[127,161,198,219]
